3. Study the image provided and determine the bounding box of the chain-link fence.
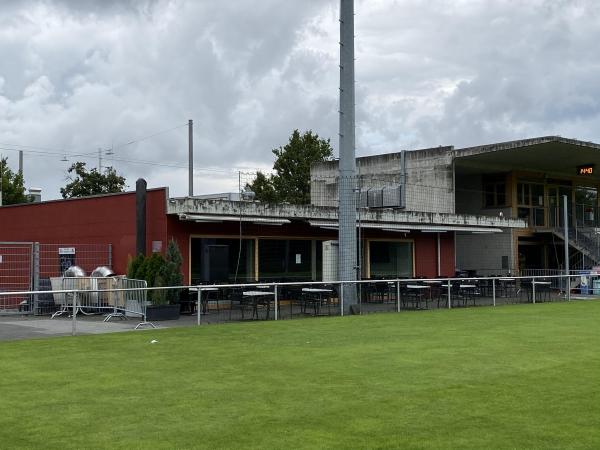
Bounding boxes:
[0,242,112,315]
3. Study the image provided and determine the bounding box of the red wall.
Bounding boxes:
[166,219,456,284]
[0,188,168,276]
[0,190,457,283]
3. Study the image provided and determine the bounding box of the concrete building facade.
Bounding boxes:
[312,136,600,274]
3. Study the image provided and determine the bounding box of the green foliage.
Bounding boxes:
[247,129,333,204]
[0,157,30,205]
[127,252,166,304]
[60,161,126,199]
[126,254,144,279]
[160,239,184,304]
[126,241,183,304]
[247,171,277,203]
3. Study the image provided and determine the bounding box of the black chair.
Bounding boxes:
[228,289,252,320]
[179,289,195,314]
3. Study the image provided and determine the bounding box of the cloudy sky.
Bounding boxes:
[1,0,600,200]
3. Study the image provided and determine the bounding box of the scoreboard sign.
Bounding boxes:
[577,164,594,176]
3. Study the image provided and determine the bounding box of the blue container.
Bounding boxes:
[593,279,600,296]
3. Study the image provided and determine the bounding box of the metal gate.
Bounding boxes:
[0,242,35,314]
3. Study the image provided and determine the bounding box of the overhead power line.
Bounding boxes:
[0,122,188,160]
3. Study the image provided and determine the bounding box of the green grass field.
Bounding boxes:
[1,302,600,449]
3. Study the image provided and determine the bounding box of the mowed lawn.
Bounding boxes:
[1,302,600,449]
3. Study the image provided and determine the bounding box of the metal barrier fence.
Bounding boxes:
[1,274,597,335]
[49,277,148,323]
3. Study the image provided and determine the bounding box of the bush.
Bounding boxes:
[160,240,184,304]
[127,254,144,279]
[125,240,184,305]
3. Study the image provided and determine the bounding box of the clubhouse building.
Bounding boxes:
[2,136,599,285]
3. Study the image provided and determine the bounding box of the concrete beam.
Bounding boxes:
[166,198,526,229]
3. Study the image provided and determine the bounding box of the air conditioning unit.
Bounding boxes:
[382,185,404,208]
[367,188,383,208]
[359,190,369,208]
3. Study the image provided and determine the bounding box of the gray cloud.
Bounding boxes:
[1,0,600,199]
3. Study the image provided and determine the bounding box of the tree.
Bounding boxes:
[247,130,333,204]
[0,157,30,205]
[159,239,184,304]
[60,162,126,199]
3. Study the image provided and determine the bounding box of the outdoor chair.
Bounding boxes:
[440,282,465,308]
[228,289,253,320]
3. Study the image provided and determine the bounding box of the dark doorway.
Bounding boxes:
[518,243,544,270]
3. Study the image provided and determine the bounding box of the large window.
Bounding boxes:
[575,186,598,227]
[517,182,545,227]
[483,179,507,207]
[369,241,413,278]
[258,239,314,281]
[191,238,255,283]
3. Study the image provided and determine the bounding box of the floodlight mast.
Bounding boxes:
[338,0,358,311]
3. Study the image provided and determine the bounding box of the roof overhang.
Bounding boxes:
[454,137,600,180]
[178,213,290,225]
[308,220,503,233]
[169,198,525,228]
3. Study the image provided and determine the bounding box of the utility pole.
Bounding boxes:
[188,119,194,197]
[18,151,23,176]
[0,153,3,206]
[98,148,103,173]
[338,0,358,312]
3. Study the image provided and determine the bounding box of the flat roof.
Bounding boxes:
[168,197,525,230]
[454,137,600,179]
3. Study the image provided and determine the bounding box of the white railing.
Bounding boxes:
[1,274,598,335]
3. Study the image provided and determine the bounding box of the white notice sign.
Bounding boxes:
[0,255,2,263]
[295,254,301,264]
[58,247,76,255]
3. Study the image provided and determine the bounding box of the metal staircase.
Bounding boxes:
[551,227,600,268]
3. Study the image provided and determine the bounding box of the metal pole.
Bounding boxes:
[563,195,570,301]
[0,154,3,206]
[492,278,496,307]
[396,280,401,312]
[32,242,40,315]
[197,288,201,326]
[274,285,278,321]
[340,283,344,316]
[72,292,77,336]
[447,281,451,309]
[188,119,194,197]
[532,277,536,304]
[338,0,357,312]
